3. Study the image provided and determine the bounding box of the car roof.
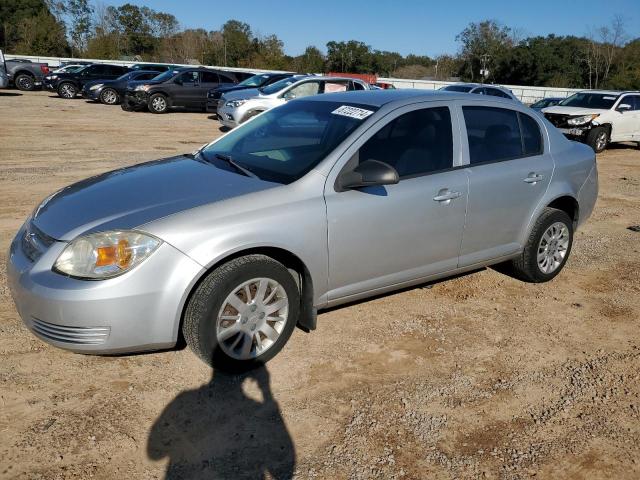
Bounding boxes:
[578,90,640,95]
[301,89,516,107]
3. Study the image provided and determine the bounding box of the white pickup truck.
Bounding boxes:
[543,90,640,153]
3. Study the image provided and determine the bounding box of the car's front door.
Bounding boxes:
[613,95,640,141]
[172,71,200,107]
[324,104,469,303]
[458,104,554,266]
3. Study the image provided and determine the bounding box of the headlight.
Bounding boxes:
[134,84,149,92]
[225,99,247,108]
[567,114,599,126]
[54,230,161,279]
[49,75,58,80]
[89,83,103,91]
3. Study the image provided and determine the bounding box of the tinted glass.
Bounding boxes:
[180,71,199,84]
[91,65,110,75]
[200,71,219,84]
[153,70,179,82]
[219,73,236,83]
[620,96,639,110]
[463,106,523,164]
[442,85,474,93]
[239,74,267,87]
[518,112,543,155]
[260,77,301,95]
[486,88,511,99]
[559,93,619,109]
[471,87,486,95]
[137,72,159,80]
[360,107,453,177]
[202,101,378,184]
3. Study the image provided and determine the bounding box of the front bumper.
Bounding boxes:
[81,88,101,100]
[122,91,150,110]
[7,223,204,354]
[558,127,589,137]
[217,104,241,128]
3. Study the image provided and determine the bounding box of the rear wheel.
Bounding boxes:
[586,126,609,153]
[183,255,299,372]
[58,82,77,99]
[15,73,35,91]
[100,88,119,105]
[148,93,168,113]
[508,207,573,283]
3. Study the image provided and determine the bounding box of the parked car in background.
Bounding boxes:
[121,67,238,113]
[207,72,295,113]
[530,97,563,110]
[543,90,640,152]
[440,83,519,101]
[51,64,86,74]
[130,63,178,72]
[44,64,130,98]
[82,70,161,105]
[217,75,370,128]
[0,50,8,88]
[7,89,598,371]
[2,54,50,91]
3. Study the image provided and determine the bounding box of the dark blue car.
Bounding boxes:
[82,70,161,105]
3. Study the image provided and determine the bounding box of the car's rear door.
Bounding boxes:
[324,103,469,302]
[198,71,221,108]
[458,103,554,266]
[172,71,200,107]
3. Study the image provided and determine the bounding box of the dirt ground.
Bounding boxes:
[0,90,639,480]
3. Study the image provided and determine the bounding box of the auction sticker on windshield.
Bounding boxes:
[332,105,374,120]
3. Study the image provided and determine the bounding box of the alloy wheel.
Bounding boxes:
[215,277,289,360]
[151,96,166,112]
[596,131,608,151]
[16,76,34,90]
[102,89,118,104]
[537,222,570,274]
[60,84,75,98]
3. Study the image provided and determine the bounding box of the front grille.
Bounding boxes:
[21,222,55,262]
[544,113,571,128]
[31,318,110,345]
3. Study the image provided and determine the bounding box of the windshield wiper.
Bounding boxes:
[213,153,258,179]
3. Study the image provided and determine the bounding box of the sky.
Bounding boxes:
[102,0,639,56]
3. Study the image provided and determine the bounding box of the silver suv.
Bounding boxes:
[217,75,370,128]
[8,90,598,371]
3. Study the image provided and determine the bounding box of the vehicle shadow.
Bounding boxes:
[0,92,22,96]
[147,365,296,480]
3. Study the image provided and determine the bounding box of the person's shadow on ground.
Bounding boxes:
[147,366,295,479]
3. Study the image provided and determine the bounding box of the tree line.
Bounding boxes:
[1,0,638,89]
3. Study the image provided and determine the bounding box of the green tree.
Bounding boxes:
[0,0,69,54]
[456,20,514,82]
[221,20,252,67]
[65,0,93,55]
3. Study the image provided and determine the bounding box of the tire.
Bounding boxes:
[15,73,35,91]
[508,207,573,283]
[148,93,168,113]
[57,82,77,99]
[183,255,300,372]
[121,102,133,112]
[585,126,609,153]
[100,87,119,105]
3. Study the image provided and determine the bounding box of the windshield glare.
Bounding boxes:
[151,70,179,82]
[260,77,302,95]
[240,74,270,87]
[559,93,619,109]
[201,100,378,184]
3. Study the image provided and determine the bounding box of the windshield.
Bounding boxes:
[260,77,301,95]
[201,100,378,184]
[442,85,474,93]
[151,69,179,82]
[559,93,619,109]
[239,74,270,87]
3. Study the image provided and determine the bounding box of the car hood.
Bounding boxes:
[215,84,251,94]
[542,106,610,115]
[126,78,164,90]
[222,88,263,101]
[32,155,279,241]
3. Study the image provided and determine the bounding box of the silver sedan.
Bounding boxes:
[8,90,598,371]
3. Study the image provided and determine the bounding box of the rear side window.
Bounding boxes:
[463,107,543,164]
[519,112,543,155]
[360,107,453,178]
[200,71,219,84]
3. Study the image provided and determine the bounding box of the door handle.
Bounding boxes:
[433,189,462,203]
[523,173,544,184]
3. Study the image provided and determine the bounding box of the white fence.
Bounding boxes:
[378,77,582,104]
[6,53,582,103]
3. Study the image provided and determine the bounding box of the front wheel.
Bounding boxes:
[183,255,300,372]
[100,87,120,105]
[508,207,573,283]
[148,93,168,113]
[57,82,77,99]
[586,126,609,153]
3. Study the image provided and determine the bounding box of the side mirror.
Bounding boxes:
[617,103,631,112]
[338,159,399,191]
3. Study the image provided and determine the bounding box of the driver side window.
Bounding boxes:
[359,107,454,178]
[179,72,199,84]
[287,81,320,99]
